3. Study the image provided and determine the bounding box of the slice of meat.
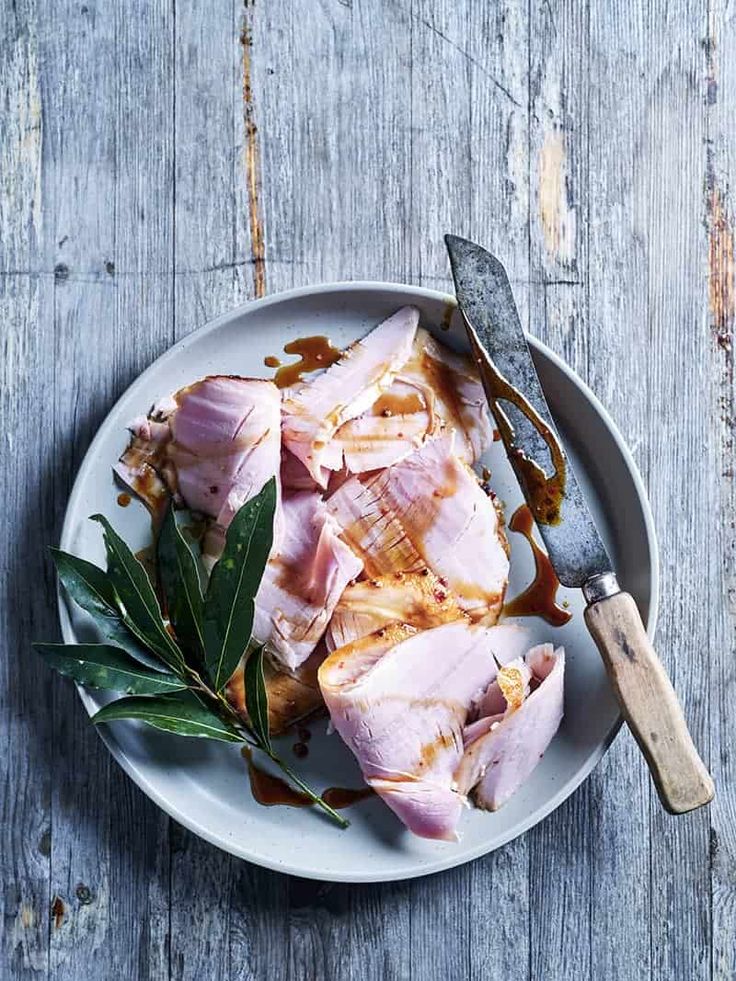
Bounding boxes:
[401,328,494,464]
[253,491,363,670]
[115,376,281,527]
[455,644,565,811]
[281,306,419,486]
[325,569,466,650]
[332,378,432,473]
[318,621,530,841]
[326,432,509,621]
[332,328,493,472]
[280,447,318,493]
[226,644,327,736]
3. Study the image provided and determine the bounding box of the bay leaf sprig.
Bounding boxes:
[34,477,348,830]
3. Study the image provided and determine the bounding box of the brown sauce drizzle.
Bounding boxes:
[264,355,281,368]
[242,749,374,811]
[272,335,342,389]
[419,350,471,435]
[469,337,566,525]
[372,391,425,417]
[117,492,131,507]
[322,786,375,809]
[242,748,312,808]
[503,504,572,627]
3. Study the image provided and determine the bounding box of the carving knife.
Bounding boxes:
[446,234,714,814]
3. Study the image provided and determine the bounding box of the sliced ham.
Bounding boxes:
[281,307,419,486]
[115,376,281,527]
[253,491,363,670]
[318,621,530,840]
[280,447,318,493]
[326,432,509,621]
[325,569,466,650]
[456,645,565,810]
[333,327,493,472]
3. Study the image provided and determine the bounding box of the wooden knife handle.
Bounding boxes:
[584,591,714,814]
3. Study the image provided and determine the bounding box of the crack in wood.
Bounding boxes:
[412,12,522,110]
[240,9,266,299]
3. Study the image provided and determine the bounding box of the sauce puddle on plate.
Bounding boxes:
[503,504,572,627]
[322,786,374,809]
[268,336,342,389]
[242,748,374,810]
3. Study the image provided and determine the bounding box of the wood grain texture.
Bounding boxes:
[1,0,733,979]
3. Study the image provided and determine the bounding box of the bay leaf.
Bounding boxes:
[157,503,205,665]
[202,478,276,691]
[33,643,186,694]
[91,514,183,671]
[50,546,167,672]
[92,689,242,742]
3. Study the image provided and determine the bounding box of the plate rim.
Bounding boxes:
[57,280,660,882]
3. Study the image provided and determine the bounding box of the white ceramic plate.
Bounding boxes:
[58,283,659,882]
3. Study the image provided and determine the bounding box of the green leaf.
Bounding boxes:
[244,646,271,752]
[90,514,183,671]
[203,479,276,691]
[50,547,167,672]
[33,643,186,694]
[157,503,205,665]
[92,690,242,742]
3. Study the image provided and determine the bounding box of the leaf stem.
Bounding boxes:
[264,748,350,830]
[187,667,348,829]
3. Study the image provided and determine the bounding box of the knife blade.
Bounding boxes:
[445,233,714,815]
[445,234,611,590]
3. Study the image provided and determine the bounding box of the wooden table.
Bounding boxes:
[2,2,733,978]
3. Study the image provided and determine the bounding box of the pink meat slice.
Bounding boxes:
[319,621,530,841]
[281,306,419,486]
[325,569,467,651]
[253,491,363,670]
[333,328,493,472]
[455,644,565,810]
[280,447,318,493]
[115,376,281,527]
[326,431,509,620]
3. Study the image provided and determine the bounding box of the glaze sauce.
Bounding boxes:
[117,492,131,507]
[264,355,281,368]
[242,748,312,808]
[242,749,374,811]
[372,391,425,416]
[469,337,566,525]
[503,504,571,627]
[322,786,374,809]
[270,335,342,389]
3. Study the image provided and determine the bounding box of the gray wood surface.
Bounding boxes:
[1,0,733,978]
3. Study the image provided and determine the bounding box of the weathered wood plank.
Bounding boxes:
[30,2,176,979]
[582,2,659,977]
[166,4,251,979]
[705,2,736,979]
[0,1,54,973]
[402,3,537,978]
[406,11,476,973]
[526,3,594,977]
[244,2,415,977]
[635,5,712,979]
